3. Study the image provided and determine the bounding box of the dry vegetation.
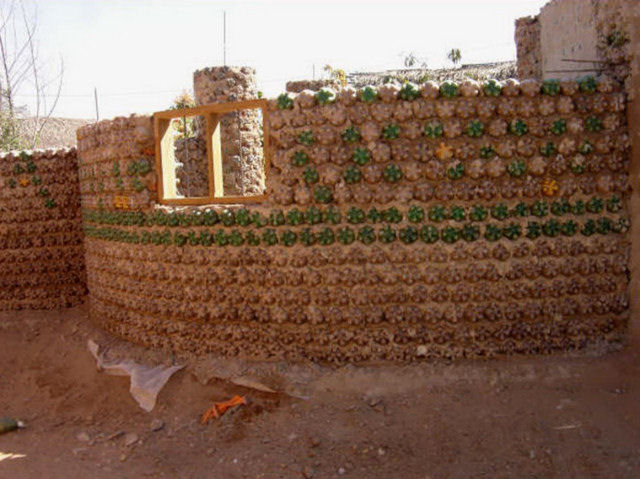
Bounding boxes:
[16,117,90,149]
[348,61,517,88]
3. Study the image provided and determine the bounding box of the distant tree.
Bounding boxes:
[404,53,417,68]
[0,109,21,150]
[172,90,195,110]
[323,65,347,87]
[170,91,195,140]
[0,0,64,150]
[447,48,462,67]
[401,51,428,69]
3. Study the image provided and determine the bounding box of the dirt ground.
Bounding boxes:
[0,305,638,479]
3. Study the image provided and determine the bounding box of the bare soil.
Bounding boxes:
[1,305,638,479]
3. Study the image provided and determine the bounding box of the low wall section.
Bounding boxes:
[515,16,542,79]
[0,148,86,310]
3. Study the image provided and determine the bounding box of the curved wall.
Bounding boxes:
[78,77,632,362]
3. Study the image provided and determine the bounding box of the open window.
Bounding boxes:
[153,99,269,205]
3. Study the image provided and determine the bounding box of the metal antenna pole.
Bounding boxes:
[94,87,99,121]
[223,11,226,66]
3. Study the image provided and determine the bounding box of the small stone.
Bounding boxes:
[338,467,346,475]
[377,447,386,456]
[150,419,164,432]
[302,466,314,478]
[124,432,139,447]
[416,345,428,357]
[119,454,127,462]
[366,397,381,408]
[76,431,91,442]
[366,396,385,413]
[107,430,124,441]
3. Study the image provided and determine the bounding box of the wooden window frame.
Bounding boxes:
[153,98,270,205]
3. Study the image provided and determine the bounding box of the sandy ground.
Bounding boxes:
[0,305,638,479]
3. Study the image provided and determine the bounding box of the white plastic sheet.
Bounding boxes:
[88,339,184,412]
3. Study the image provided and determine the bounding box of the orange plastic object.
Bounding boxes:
[541,177,559,196]
[201,395,247,424]
[435,142,453,161]
[113,195,131,209]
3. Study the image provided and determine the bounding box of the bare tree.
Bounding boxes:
[0,0,63,149]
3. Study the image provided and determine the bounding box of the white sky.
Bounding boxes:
[17,0,547,120]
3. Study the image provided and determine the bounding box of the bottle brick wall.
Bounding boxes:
[76,115,156,212]
[77,75,632,363]
[515,16,542,79]
[0,148,86,310]
[286,79,341,94]
[191,66,265,197]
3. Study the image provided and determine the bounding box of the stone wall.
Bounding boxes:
[515,16,542,79]
[0,148,86,310]
[78,76,632,363]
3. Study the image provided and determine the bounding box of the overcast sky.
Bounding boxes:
[17,0,547,120]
